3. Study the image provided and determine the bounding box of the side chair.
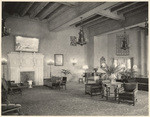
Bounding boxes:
[60,77,67,90]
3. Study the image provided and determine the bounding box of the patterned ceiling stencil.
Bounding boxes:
[116,34,129,56]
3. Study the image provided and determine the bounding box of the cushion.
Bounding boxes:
[124,83,136,92]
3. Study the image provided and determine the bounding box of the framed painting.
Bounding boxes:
[54,54,64,66]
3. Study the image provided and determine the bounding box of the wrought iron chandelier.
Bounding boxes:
[121,27,129,50]
[145,18,148,29]
[2,19,10,37]
[76,17,86,46]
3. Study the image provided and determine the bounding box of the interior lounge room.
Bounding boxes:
[1,1,149,116]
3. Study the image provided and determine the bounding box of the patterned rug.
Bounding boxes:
[8,82,149,116]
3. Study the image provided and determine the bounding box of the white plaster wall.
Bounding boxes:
[107,28,139,67]
[94,35,108,72]
[2,17,86,82]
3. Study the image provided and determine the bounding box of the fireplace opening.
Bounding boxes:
[20,71,35,85]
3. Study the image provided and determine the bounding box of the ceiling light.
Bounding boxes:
[77,17,86,46]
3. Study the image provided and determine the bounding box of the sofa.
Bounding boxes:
[116,77,148,91]
[44,76,62,89]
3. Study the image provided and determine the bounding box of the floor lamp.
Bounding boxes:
[47,59,54,78]
[82,65,89,84]
[2,58,7,79]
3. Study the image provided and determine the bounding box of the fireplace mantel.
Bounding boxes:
[8,52,44,85]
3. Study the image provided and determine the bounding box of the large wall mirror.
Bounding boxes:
[113,57,134,70]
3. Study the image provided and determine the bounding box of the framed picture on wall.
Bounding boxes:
[54,54,64,66]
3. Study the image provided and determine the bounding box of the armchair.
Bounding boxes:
[7,80,22,95]
[2,78,22,115]
[85,79,103,97]
[118,83,138,106]
[2,78,22,95]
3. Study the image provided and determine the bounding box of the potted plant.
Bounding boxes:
[119,68,137,82]
[101,64,122,83]
[61,69,71,76]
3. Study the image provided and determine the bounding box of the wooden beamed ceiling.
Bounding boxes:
[2,2,148,31]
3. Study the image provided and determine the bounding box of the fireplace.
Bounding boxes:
[8,52,44,85]
[20,71,35,85]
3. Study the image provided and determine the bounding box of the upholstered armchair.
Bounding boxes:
[44,76,62,89]
[2,78,22,115]
[118,83,138,106]
[7,81,22,95]
[85,78,103,97]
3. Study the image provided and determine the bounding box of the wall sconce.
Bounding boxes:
[1,58,7,78]
[71,58,77,66]
[47,59,54,78]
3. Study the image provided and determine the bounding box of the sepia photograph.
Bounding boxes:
[1,1,149,116]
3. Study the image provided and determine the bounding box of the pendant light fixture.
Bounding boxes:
[76,17,86,46]
[121,27,129,50]
[2,19,10,37]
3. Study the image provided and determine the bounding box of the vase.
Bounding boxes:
[109,74,116,84]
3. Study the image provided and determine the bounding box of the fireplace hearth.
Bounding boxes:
[20,71,35,85]
[8,52,44,85]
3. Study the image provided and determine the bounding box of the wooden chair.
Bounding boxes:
[118,83,138,106]
[2,78,22,115]
[60,77,67,90]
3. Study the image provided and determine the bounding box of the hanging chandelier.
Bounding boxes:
[121,27,129,50]
[2,19,10,37]
[76,17,86,46]
[145,18,148,29]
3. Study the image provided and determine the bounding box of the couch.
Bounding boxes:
[44,76,62,89]
[116,77,148,91]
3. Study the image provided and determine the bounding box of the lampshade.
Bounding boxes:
[47,59,54,65]
[82,65,88,70]
[1,58,7,65]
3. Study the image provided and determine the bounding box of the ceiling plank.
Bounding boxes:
[117,2,148,14]
[76,16,104,27]
[30,2,49,18]
[59,2,78,7]
[47,5,70,21]
[20,2,34,16]
[49,2,118,31]
[97,9,125,20]
[39,3,61,20]
[113,2,137,12]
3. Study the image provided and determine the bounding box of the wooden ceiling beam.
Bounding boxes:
[97,9,125,20]
[118,2,148,14]
[59,2,78,7]
[30,2,49,18]
[20,2,34,16]
[46,5,69,21]
[39,3,61,20]
[112,2,137,12]
[49,2,119,31]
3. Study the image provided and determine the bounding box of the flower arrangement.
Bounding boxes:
[101,64,122,76]
[119,69,137,79]
[61,69,71,76]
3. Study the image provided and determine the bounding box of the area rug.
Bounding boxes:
[8,82,149,116]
